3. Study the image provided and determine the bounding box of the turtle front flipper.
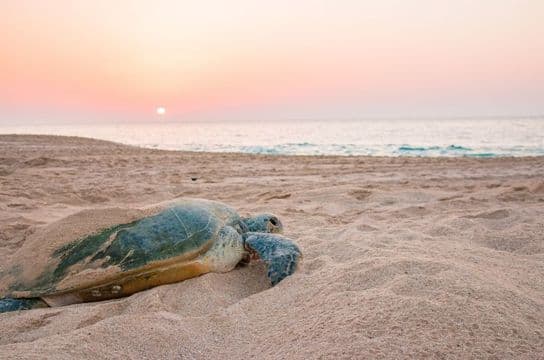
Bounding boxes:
[243,233,302,286]
[0,297,49,313]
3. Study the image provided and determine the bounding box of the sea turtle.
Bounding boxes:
[0,199,301,313]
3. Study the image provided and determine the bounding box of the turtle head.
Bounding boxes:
[242,214,283,233]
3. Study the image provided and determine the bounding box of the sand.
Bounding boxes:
[0,134,543,359]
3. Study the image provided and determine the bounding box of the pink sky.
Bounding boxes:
[1,0,543,123]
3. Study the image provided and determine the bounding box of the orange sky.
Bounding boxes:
[1,1,543,123]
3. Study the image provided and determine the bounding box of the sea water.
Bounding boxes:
[1,118,543,157]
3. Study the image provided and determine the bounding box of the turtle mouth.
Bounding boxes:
[237,253,251,266]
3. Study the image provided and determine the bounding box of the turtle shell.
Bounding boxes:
[0,199,241,304]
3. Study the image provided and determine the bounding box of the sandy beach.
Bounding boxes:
[0,134,543,359]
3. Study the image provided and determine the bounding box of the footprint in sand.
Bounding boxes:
[357,224,378,232]
[23,157,58,167]
[349,189,372,201]
[257,191,292,201]
[466,209,510,220]
[498,185,537,202]
[7,203,35,210]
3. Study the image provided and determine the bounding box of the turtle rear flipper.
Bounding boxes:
[0,297,48,313]
[243,233,302,286]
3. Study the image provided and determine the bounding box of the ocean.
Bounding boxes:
[1,118,543,157]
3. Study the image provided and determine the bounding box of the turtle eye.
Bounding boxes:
[268,217,282,233]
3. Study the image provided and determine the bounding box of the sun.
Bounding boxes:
[156,107,166,115]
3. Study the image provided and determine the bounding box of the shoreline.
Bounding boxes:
[2,133,544,160]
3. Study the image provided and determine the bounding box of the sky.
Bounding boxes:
[1,0,543,124]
